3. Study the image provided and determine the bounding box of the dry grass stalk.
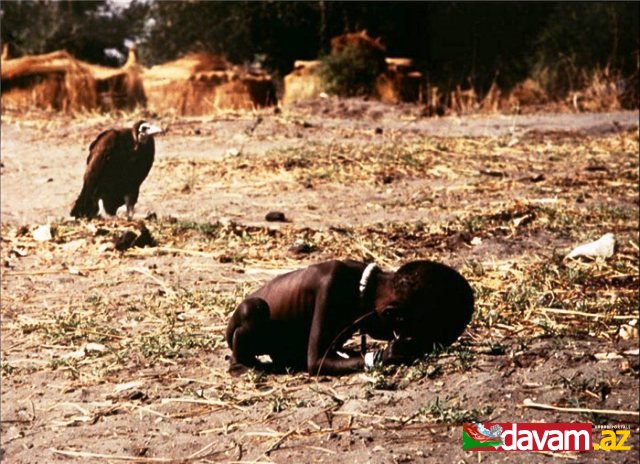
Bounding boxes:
[523,399,640,417]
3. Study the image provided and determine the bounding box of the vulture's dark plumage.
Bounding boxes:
[71,121,162,219]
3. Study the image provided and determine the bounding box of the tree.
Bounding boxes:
[1,0,150,66]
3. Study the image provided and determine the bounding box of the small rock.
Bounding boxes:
[226,148,240,157]
[289,240,314,255]
[265,211,287,222]
[134,222,157,248]
[619,319,638,340]
[374,127,383,135]
[113,223,157,251]
[114,231,138,251]
[84,342,107,354]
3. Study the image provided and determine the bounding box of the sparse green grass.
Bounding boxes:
[0,355,16,376]
[270,393,291,413]
[420,396,494,424]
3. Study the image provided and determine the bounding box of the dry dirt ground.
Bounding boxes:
[1,100,639,463]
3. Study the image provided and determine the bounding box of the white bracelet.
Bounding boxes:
[359,263,378,296]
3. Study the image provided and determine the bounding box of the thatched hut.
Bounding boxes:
[1,48,146,113]
[1,50,98,112]
[143,52,276,115]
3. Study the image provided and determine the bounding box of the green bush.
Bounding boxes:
[319,44,387,97]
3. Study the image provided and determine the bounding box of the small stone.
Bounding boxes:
[84,342,107,354]
[265,211,287,222]
[114,231,137,251]
[289,240,314,255]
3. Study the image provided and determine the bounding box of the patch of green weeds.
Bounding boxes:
[403,359,442,383]
[165,220,222,237]
[0,356,16,376]
[139,324,221,360]
[270,393,291,413]
[364,366,399,391]
[48,357,80,379]
[421,396,494,424]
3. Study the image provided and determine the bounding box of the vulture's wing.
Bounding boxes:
[86,129,116,164]
[71,129,120,218]
[83,129,119,186]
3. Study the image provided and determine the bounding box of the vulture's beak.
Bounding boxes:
[147,124,163,136]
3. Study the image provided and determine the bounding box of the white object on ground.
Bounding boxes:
[565,233,615,260]
[364,352,376,367]
[619,319,638,340]
[32,224,52,241]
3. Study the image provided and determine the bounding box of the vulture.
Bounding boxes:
[70,121,162,219]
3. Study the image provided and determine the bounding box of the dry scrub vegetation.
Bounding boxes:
[1,108,639,463]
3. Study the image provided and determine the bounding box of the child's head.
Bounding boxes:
[382,260,474,350]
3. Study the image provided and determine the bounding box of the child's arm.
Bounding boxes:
[305,265,368,375]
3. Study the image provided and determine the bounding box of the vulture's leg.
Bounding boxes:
[124,192,138,220]
[125,202,135,221]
